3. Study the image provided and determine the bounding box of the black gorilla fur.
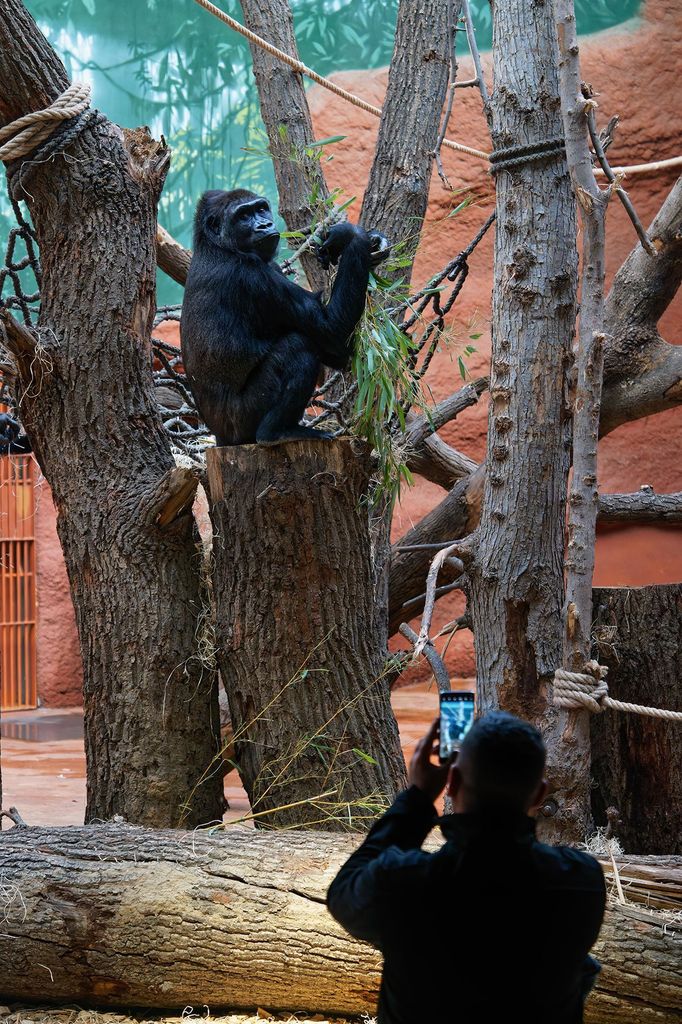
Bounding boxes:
[0,413,31,454]
[180,188,389,446]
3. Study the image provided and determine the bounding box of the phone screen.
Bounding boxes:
[439,691,475,762]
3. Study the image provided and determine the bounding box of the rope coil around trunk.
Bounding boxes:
[489,138,566,175]
[553,663,682,721]
[0,82,91,163]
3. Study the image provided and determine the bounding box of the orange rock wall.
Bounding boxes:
[34,0,681,703]
[34,475,82,706]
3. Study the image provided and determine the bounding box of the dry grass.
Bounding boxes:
[0,1010,371,1024]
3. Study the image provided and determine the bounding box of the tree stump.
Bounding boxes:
[206,439,406,829]
[0,823,680,1021]
[590,585,682,853]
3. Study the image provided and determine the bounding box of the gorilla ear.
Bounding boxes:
[203,212,223,247]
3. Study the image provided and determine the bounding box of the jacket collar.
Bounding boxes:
[438,810,536,847]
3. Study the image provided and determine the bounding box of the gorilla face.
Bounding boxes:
[198,189,280,260]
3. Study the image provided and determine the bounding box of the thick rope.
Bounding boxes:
[489,138,566,174]
[0,82,91,164]
[191,0,682,179]
[6,109,101,201]
[553,664,682,721]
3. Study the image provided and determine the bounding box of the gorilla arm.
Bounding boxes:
[271,224,377,370]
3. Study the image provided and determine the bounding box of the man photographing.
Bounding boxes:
[327,712,606,1023]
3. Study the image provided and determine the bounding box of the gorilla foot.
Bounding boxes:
[256,425,335,445]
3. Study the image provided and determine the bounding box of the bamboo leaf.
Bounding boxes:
[352,748,378,766]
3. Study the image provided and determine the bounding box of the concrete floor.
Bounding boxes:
[0,682,448,827]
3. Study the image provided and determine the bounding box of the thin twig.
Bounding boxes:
[586,103,656,256]
[395,541,459,552]
[280,207,342,277]
[399,623,451,693]
[414,542,466,655]
[0,806,26,826]
[461,0,490,109]
[400,580,462,616]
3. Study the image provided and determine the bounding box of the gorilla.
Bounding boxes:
[180,189,389,446]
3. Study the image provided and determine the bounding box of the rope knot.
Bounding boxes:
[0,82,91,164]
[553,662,609,713]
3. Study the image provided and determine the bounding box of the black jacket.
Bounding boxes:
[327,786,606,1024]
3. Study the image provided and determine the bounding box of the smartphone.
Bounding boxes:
[439,691,475,762]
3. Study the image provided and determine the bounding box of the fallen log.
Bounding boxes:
[0,824,680,1022]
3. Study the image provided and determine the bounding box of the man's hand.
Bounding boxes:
[408,718,453,804]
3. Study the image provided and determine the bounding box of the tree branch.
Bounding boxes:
[586,107,655,256]
[557,8,610,675]
[399,623,451,693]
[141,466,199,528]
[404,428,478,490]
[156,225,191,286]
[598,487,682,523]
[405,376,488,445]
[0,308,37,357]
[388,464,483,634]
[605,175,682,331]
[600,175,682,432]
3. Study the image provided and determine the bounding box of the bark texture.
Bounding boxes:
[467,0,580,841]
[360,0,456,283]
[238,0,329,292]
[598,489,682,523]
[590,585,682,854]
[0,1,224,827]
[156,224,191,286]
[0,823,680,1022]
[207,439,406,829]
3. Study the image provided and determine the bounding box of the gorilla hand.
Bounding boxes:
[314,222,370,269]
[367,231,391,268]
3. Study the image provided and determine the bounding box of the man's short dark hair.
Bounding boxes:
[459,711,546,812]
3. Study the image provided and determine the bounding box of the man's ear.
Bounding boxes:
[528,778,549,816]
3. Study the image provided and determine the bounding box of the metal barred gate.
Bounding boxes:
[0,453,37,710]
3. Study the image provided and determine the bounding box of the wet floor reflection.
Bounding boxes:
[0,682,446,827]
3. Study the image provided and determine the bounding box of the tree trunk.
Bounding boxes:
[206,439,406,829]
[0,824,680,1022]
[467,0,582,843]
[590,585,682,855]
[0,1,224,827]
[360,0,455,284]
[238,0,329,292]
